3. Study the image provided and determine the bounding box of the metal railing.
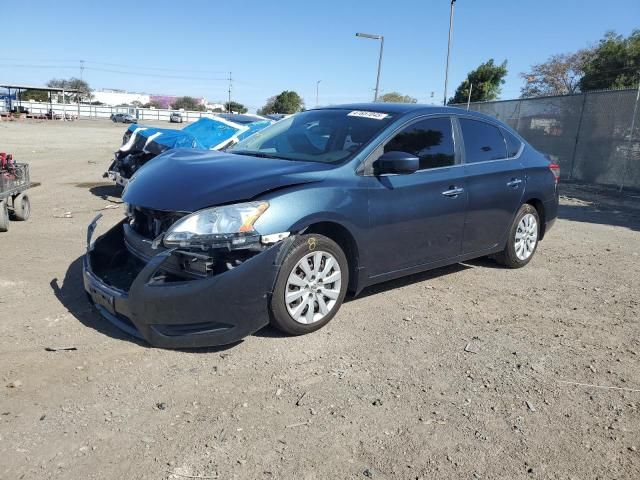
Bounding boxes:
[0,101,218,123]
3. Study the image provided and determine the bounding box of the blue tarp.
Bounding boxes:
[123,115,272,151]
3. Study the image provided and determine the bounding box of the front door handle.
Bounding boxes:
[442,187,464,197]
[507,178,523,188]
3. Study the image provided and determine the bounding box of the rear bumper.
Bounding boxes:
[83,219,285,348]
[542,192,559,238]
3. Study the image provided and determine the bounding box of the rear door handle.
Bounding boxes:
[442,187,464,197]
[507,178,523,188]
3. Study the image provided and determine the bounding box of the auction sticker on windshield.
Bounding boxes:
[347,111,389,120]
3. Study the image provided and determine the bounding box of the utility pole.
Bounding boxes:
[227,71,232,113]
[316,80,321,107]
[443,0,456,106]
[356,32,384,102]
[80,60,85,81]
[466,83,473,110]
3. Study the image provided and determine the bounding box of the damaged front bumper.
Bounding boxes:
[82,217,287,348]
[106,170,129,187]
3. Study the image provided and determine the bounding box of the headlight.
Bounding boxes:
[163,201,269,249]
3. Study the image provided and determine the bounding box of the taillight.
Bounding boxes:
[549,163,560,183]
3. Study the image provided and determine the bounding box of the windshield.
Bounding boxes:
[228,109,395,163]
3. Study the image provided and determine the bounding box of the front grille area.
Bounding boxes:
[128,206,186,239]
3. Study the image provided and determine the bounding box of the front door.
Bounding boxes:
[365,116,468,277]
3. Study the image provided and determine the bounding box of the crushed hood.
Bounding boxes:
[122,149,333,212]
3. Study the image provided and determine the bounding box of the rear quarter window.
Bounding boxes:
[502,128,523,157]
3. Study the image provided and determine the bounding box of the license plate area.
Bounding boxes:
[88,282,116,315]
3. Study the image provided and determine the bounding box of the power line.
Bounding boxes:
[0,57,228,75]
[84,66,228,81]
[0,63,229,81]
[83,60,227,75]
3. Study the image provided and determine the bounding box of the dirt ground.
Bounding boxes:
[1,119,639,480]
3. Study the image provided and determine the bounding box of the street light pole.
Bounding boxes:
[443,0,456,106]
[316,80,321,107]
[356,32,384,102]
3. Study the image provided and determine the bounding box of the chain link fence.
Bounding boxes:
[461,88,640,190]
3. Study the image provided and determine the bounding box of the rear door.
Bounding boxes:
[456,117,525,254]
[365,116,467,277]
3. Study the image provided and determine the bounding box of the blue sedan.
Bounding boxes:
[84,103,559,348]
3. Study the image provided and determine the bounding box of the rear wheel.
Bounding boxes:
[0,200,9,232]
[495,203,540,268]
[12,193,30,221]
[270,234,348,335]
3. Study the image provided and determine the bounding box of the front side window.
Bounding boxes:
[229,109,396,164]
[459,118,507,163]
[383,117,455,170]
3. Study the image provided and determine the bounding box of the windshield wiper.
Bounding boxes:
[230,150,284,160]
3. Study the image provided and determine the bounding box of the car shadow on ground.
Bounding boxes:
[57,181,637,350]
[254,263,474,338]
[50,256,239,353]
[72,182,123,202]
[89,183,123,203]
[559,182,640,232]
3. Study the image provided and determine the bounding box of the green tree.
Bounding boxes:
[449,59,508,104]
[379,91,417,103]
[171,96,205,111]
[47,77,91,102]
[142,100,162,109]
[520,50,591,97]
[224,101,248,113]
[20,89,50,102]
[579,30,640,91]
[259,91,304,114]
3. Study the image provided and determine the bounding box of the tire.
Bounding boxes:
[270,234,349,335]
[0,200,9,232]
[495,203,540,268]
[12,193,30,221]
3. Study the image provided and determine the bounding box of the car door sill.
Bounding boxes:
[366,246,502,286]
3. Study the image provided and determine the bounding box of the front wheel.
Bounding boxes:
[270,234,349,335]
[0,200,9,232]
[12,193,30,221]
[495,203,540,268]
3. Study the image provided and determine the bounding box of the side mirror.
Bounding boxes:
[373,151,419,175]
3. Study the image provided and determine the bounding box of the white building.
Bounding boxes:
[90,89,150,106]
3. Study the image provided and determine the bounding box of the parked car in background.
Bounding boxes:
[169,112,183,123]
[85,103,559,348]
[111,113,136,123]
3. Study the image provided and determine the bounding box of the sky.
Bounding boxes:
[2,0,639,112]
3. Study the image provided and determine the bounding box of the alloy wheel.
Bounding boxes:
[514,213,538,260]
[285,250,342,324]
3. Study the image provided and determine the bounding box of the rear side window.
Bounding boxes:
[502,128,523,157]
[384,117,455,170]
[459,118,507,163]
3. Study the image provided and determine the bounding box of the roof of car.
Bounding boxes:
[312,102,508,124]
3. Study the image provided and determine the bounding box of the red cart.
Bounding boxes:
[0,153,31,232]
